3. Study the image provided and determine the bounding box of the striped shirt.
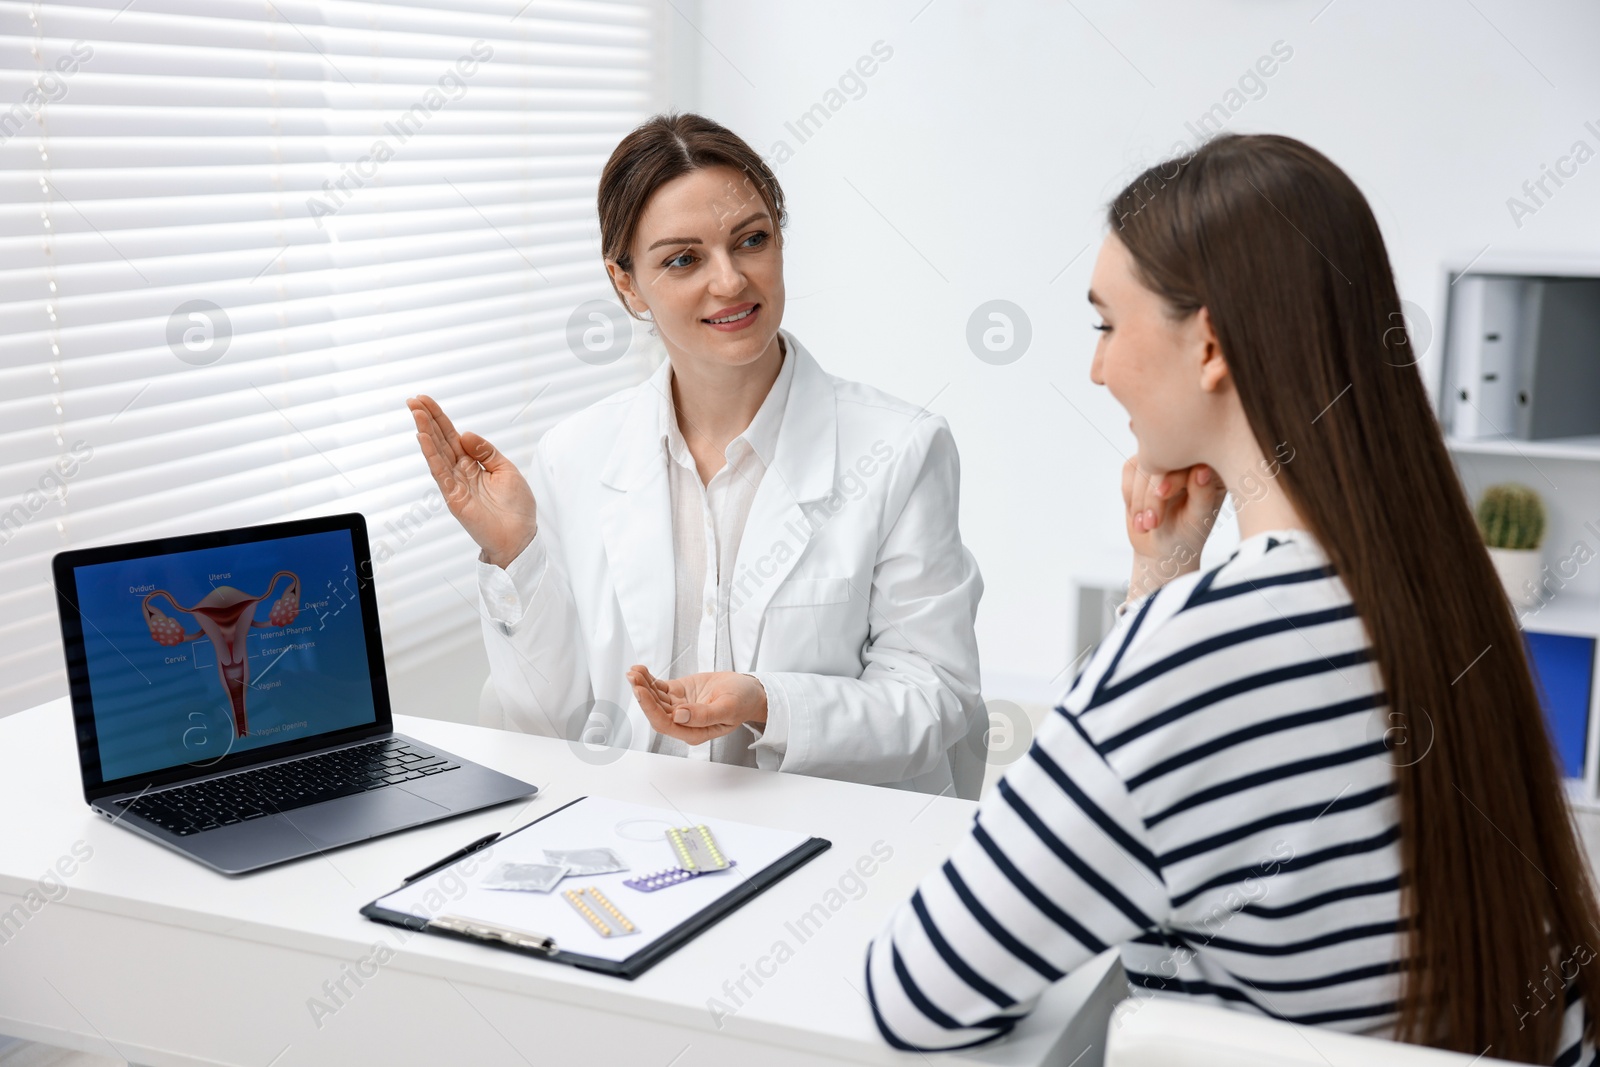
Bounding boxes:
[866,528,1593,1061]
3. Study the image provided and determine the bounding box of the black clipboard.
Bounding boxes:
[359,796,832,979]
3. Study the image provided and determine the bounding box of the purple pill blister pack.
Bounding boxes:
[622,861,738,893]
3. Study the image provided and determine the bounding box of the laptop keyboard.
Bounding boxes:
[112,737,460,836]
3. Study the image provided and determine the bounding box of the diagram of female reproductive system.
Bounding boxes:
[142,572,300,738]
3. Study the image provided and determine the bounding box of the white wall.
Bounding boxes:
[676,0,1600,702]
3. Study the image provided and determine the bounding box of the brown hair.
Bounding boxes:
[1109,133,1600,1062]
[597,112,786,318]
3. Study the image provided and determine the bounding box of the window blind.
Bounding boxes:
[0,0,664,715]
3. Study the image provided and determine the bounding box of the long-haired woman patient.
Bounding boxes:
[408,114,985,797]
[867,132,1600,1062]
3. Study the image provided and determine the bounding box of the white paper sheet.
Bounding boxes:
[374,795,814,962]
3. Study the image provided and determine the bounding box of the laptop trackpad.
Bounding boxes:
[293,787,449,848]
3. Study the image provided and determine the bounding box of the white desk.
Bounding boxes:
[0,699,1125,1066]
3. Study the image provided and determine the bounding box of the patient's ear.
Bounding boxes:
[1196,306,1231,393]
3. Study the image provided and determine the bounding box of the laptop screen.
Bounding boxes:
[66,526,380,784]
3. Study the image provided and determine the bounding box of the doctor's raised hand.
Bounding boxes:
[405,394,538,571]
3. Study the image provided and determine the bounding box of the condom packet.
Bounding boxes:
[542,847,629,876]
[480,861,570,892]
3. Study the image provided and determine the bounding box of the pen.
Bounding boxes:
[403,831,501,884]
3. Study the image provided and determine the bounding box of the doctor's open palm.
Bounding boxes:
[407,395,538,570]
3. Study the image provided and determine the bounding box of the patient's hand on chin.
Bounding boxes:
[1121,455,1227,600]
[626,665,768,745]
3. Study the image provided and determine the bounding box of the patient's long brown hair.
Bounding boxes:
[1110,133,1600,1062]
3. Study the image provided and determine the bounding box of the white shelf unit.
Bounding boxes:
[1448,434,1600,463]
[1437,254,1600,806]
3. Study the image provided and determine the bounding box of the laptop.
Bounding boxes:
[53,513,538,875]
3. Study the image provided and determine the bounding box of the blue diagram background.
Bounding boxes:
[72,529,378,782]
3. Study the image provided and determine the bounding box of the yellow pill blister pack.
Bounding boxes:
[665,824,729,872]
[564,886,638,938]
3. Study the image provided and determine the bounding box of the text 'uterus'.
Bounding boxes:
[143,572,301,737]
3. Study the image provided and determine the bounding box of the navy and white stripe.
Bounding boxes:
[867,529,1594,1060]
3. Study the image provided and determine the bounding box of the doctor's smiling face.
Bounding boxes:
[1087,232,1231,475]
[606,164,786,374]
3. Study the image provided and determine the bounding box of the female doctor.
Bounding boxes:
[407,113,986,798]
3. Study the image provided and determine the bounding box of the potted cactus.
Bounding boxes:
[1476,483,1546,609]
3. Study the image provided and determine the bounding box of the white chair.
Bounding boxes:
[1105,996,1522,1066]
[476,676,511,731]
[477,677,568,736]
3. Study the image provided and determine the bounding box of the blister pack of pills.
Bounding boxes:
[665,825,728,872]
[564,886,638,937]
[622,861,738,893]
